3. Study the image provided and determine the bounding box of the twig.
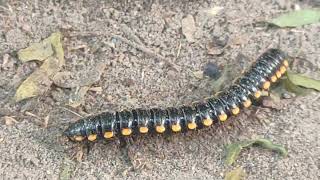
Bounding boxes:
[59,107,84,118]
[176,41,182,58]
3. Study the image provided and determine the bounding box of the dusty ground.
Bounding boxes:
[0,0,319,179]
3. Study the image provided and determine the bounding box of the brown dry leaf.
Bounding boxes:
[4,116,18,126]
[17,39,53,62]
[225,167,246,180]
[15,57,59,102]
[15,32,64,102]
[181,14,196,42]
[48,32,65,67]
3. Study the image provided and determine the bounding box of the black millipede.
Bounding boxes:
[64,49,289,142]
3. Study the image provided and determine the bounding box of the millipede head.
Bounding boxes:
[64,120,86,142]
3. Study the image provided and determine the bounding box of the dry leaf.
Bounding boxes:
[225,167,246,180]
[15,32,64,102]
[182,14,196,42]
[48,32,65,67]
[18,39,53,62]
[15,57,59,102]
[225,139,287,165]
[286,71,320,91]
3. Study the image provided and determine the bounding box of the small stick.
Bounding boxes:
[59,107,84,118]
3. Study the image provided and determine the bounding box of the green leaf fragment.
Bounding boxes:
[286,71,320,91]
[225,143,243,166]
[225,139,287,165]
[253,139,288,157]
[269,9,320,27]
[283,77,310,96]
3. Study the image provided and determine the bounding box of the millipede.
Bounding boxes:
[64,49,289,142]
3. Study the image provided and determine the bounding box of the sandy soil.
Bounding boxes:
[0,0,319,179]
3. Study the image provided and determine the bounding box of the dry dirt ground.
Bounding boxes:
[0,0,319,179]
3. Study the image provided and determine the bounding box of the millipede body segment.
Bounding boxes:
[64,49,289,142]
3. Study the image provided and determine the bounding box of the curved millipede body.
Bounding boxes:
[64,49,289,142]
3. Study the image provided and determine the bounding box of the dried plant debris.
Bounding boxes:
[225,139,287,165]
[181,14,196,42]
[15,32,64,102]
[269,9,320,27]
[225,167,246,180]
[17,40,53,62]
